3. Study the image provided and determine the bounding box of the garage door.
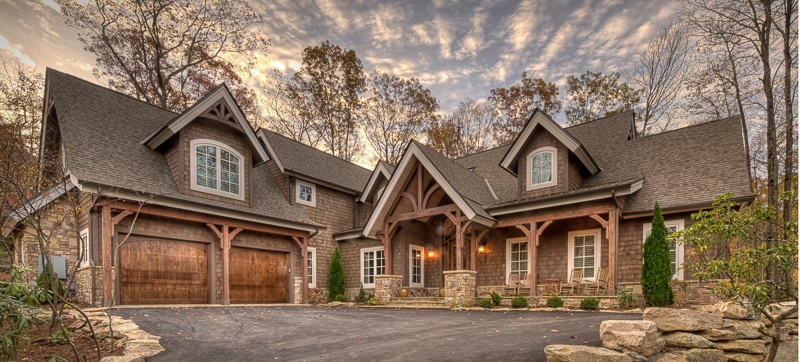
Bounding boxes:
[119,238,209,305]
[229,247,288,303]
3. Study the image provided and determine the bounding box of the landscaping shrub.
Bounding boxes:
[489,292,502,306]
[580,297,599,310]
[616,288,638,308]
[367,297,379,305]
[334,294,347,302]
[36,267,65,303]
[48,329,73,345]
[354,284,368,304]
[546,296,564,308]
[478,298,493,308]
[328,246,345,301]
[641,203,674,306]
[511,295,528,308]
[0,266,44,360]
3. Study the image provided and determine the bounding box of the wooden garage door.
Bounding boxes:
[229,247,288,303]
[119,238,208,305]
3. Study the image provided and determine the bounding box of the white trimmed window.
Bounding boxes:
[307,247,316,288]
[190,139,244,200]
[505,237,529,283]
[360,246,385,288]
[409,245,424,288]
[568,229,601,282]
[526,146,557,191]
[296,181,316,207]
[643,220,685,280]
[79,228,90,267]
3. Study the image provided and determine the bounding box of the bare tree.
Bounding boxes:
[631,21,691,135]
[358,71,438,165]
[775,0,798,225]
[426,97,497,159]
[258,70,321,148]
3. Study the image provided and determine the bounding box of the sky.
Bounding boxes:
[0,0,679,121]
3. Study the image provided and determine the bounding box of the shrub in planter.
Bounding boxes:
[617,288,638,308]
[546,296,564,308]
[355,284,368,304]
[580,297,599,310]
[489,292,502,306]
[511,295,528,308]
[478,298,494,308]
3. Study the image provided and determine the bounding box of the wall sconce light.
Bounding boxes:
[428,251,435,258]
[478,245,486,254]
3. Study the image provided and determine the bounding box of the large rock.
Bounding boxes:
[599,320,664,356]
[99,357,144,362]
[712,301,753,320]
[623,352,647,362]
[724,319,766,339]
[715,339,767,354]
[775,339,799,362]
[697,329,736,341]
[648,349,726,362]
[725,353,765,362]
[661,332,717,349]
[643,308,723,332]
[543,345,631,362]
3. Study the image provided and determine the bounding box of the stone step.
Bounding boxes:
[391,297,444,303]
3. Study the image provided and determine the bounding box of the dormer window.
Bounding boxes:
[190,139,244,200]
[526,146,557,191]
[296,180,316,207]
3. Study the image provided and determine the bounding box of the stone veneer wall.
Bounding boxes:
[293,277,303,304]
[374,275,402,304]
[444,270,476,307]
[72,266,115,306]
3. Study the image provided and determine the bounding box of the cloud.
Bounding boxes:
[0,34,35,66]
[433,16,454,59]
[40,0,59,11]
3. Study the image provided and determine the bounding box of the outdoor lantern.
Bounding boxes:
[428,250,435,258]
[478,245,486,253]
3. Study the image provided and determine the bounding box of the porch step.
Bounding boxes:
[387,297,446,307]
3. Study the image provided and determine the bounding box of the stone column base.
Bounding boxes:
[293,277,303,304]
[374,275,403,305]
[444,270,477,307]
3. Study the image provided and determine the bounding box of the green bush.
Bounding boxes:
[478,298,494,308]
[367,297,379,305]
[354,284,368,304]
[616,288,638,308]
[328,246,346,301]
[580,297,599,310]
[334,294,347,302]
[48,329,73,345]
[36,267,65,303]
[511,295,528,308]
[546,296,564,308]
[489,292,502,306]
[1,266,45,360]
[641,203,674,306]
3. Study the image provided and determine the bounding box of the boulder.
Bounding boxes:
[543,345,632,362]
[647,349,726,362]
[780,319,798,336]
[715,339,767,354]
[623,352,647,362]
[99,357,144,362]
[599,320,664,356]
[724,353,765,362]
[660,332,717,349]
[697,329,736,341]
[622,309,643,314]
[643,308,723,332]
[724,319,766,339]
[712,301,753,320]
[775,339,799,362]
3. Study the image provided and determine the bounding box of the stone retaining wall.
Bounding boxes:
[444,270,476,307]
[374,275,402,305]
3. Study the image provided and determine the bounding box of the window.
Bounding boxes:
[643,219,685,280]
[568,229,601,282]
[409,245,424,287]
[360,247,385,288]
[190,139,244,200]
[505,237,529,283]
[296,181,316,207]
[307,247,316,288]
[79,228,90,267]
[526,146,557,190]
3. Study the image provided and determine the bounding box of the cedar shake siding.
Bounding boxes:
[517,126,571,199]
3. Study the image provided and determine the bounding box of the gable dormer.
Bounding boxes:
[499,110,600,199]
[142,85,270,207]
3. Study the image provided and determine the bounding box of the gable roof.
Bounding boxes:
[142,84,270,163]
[359,161,395,203]
[257,129,372,193]
[43,68,317,231]
[499,109,600,175]
[362,141,495,238]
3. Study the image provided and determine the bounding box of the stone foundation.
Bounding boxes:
[72,266,114,307]
[444,270,476,307]
[374,275,402,305]
[293,277,303,304]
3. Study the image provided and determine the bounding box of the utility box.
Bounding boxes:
[38,255,67,279]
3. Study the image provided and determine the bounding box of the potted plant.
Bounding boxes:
[439,288,446,297]
[398,288,409,298]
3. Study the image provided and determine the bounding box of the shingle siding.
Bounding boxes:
[517,127,570,199]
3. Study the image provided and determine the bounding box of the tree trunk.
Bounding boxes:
[725,42,753,182]
[781,0,796,230]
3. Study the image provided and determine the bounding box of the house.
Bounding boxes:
[7,69,753,307]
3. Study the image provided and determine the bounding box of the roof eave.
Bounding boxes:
[487,179,643,216]
[621,194,756,219]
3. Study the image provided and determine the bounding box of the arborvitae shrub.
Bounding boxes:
[355,284,368,304]
[328,246,345,301]
[641,203,674,306]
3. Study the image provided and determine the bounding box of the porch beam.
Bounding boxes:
[101,206,112,306]
[608,208,619,293]
[529,222,538,296]
[207,224,232,305]
[422,184,441,210]
[495,205,615,228]
[536,220,552,236]
[400,192,418,212]
[417,163,423,211]
[589,214,608,230]
[111,211,133,225]
[455,210,464,270]
[387,204,460,223]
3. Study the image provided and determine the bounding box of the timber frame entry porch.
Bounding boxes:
[97,199,312,306]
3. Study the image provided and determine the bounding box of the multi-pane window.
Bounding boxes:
[409,245,423,287]
[506,239,528,283]
[191,140,243,199]
[572,234,596,279]
[530,151,553,185]
[361,247,385,288]
[643,221,684,279]
[307,247,316,288]
[79,229,90,267]
[296,181,316,207]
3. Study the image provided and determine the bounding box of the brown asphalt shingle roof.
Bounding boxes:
[46,69,317,227]
[259,130,372,193]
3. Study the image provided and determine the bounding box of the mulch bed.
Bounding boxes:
[3,316,123,362]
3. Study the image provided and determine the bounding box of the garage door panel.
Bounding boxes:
[229,247,288,303]
[120,238,208,305]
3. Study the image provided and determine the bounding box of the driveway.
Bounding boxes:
[114,306,642,361]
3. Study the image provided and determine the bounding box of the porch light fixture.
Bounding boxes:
[428,251,435,258]
[478,245,486,254]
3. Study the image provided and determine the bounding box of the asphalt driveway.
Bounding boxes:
[115,306,642,361]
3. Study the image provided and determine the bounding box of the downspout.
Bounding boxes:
[352,196,357,229]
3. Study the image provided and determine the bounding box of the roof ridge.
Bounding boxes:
[259,128,372,173]
[455,144,511,160]
[632,115,741,141]
[563,109,635,130]
[46,68,179,115]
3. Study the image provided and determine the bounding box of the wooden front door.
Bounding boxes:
[119,238,209,305]
[229,247,288,303]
